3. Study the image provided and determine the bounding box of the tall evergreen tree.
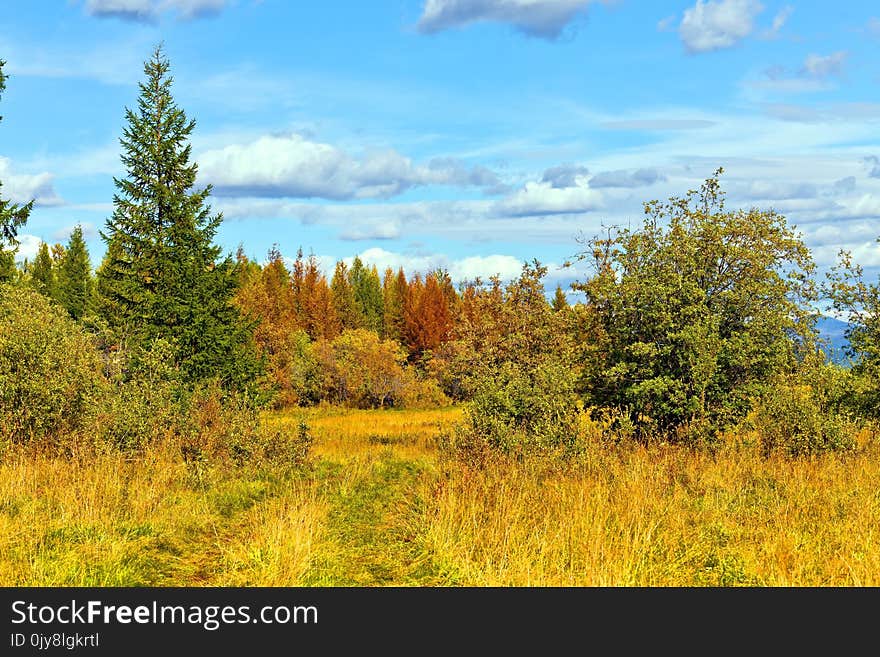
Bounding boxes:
[551,285,568,312]
[29,241,57,300]
[97,45,259,388]
[0,60,32,283]
[349,257,384,334]
[57,225,93,320]
[331,260,360,331]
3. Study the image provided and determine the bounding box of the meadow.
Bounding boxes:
[3,405,879,587]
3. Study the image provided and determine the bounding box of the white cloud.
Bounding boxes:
[198,133,503,200]
[761,5,792,39]
[801,52,848,79]
[0,158,63,207]
[679,0,764,53]
[541,163,589,188]
[339,222,402,241]
[494,179,603,216]
[52,223,98,242]
[12,234,42,263]
[83,0,227,22]
[349,247,528,285]
[416,0,602,39]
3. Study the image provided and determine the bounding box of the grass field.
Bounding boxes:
[2,405,879,586]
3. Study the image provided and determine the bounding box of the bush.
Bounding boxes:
[748,377,854,457]
[316,329,410,408]
[450,359,580,459]
[0,285,105,446]
[91,339,188,451]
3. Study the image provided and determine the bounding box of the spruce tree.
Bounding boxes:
[57,225,93,320]
[0,60,32,282]
[349,257,384,334]
[29,241,57,300]
[97,45,259,388]
[331,260,360,331]
[552,285,568,312]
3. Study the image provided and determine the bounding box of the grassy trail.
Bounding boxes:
[302,455,438,586]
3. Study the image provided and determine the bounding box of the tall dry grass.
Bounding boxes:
[2,405,878,586]
[415,436,880,586]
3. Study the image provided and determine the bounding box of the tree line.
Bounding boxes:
[2,46,880,459]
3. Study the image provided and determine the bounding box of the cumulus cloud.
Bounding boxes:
[416,0,601,39]
[678,0,764,53]
[83,0,227,22]
[0,158,63,207]
[801,51,848,78]
[198,133,504,200]
[494,179,603,216]
[864,156,880,179]
[541,163,589,188]
[339,222,402,241]
[588,168,665,189]
[348,247,525,284]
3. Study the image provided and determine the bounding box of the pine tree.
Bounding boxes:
[382,266,406,341]
[552,285,568,312]
[29,241,57,300]
[56,225,93,320]
[97,45,259,388]
[0,60,32,282]
[331,260,360,331]
[349,257,384,334]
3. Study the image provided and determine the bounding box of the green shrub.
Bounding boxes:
[91,339,188,451]
[749,377,854,457]
[450,359,580,459]
[0,285,105,445]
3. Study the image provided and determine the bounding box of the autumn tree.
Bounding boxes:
[402,271,454,360]
[574,170,817,442]
[97,45,260,389]
[300,253,338,339]
[443,262,580,455]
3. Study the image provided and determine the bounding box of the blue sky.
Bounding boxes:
[2,0,879,296]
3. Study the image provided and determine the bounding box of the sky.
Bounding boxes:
[2,0,879,300]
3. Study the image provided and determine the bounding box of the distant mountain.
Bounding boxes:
[815,316,851,365]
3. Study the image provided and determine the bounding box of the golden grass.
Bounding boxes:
[2,405,879,586]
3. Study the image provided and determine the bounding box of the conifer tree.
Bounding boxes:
[0,60,31,282]
[552,285,568,312]
[29,241,57,300]
[382,267,406,341]
[349,257,384,334]
[97,45,259,388]
[57,225,93,320]
[331,260,360,331]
